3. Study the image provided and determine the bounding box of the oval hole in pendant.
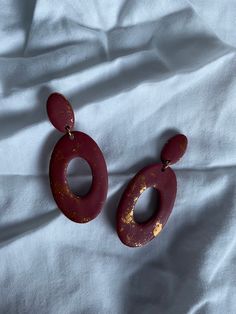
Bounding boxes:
[133,188,160,223]
[67,157,93,196]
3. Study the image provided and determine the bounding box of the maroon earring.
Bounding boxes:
[46,93,108,223]
[116,134,188,247]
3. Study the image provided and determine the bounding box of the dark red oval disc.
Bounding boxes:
[161,134,188,165]
[49,131,108,223]
[116,163,177,247]
[47,93,75,132]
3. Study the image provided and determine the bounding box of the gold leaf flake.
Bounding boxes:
[153,222,162,237]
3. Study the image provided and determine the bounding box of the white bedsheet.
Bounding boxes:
[0,1,236,313]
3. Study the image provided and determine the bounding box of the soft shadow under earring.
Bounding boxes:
[116,134,188,247]
[46,93,108,223]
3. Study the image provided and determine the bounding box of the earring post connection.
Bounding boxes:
[65,125,74,140]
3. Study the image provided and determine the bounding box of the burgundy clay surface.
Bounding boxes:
[161,134,188,165]
[47,93,75,132]
[49,131,108,223]
[117,164,177,247]
[117,133,188,247]
[47,92,108,223]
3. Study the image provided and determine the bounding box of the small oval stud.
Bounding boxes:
[161,134,188,165]
[47,93,75,132]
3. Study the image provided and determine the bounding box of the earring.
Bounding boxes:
[46,93,108,223]
[116,134,188,247]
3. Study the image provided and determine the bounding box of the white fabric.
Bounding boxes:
[0,1,236,313]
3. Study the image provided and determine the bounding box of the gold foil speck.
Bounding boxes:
[122,209,134,224]
[82,217,89,223]
[153,222,162,237]
[72,144,80,153]
[140,186,147,194]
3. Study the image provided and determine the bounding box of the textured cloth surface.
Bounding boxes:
[0,1,236,313]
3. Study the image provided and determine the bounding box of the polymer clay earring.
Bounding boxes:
[46,93,108,223]
[116,134,187,247]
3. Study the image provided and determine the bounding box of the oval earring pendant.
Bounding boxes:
[116,134,188,247]
[47,93,108,223]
